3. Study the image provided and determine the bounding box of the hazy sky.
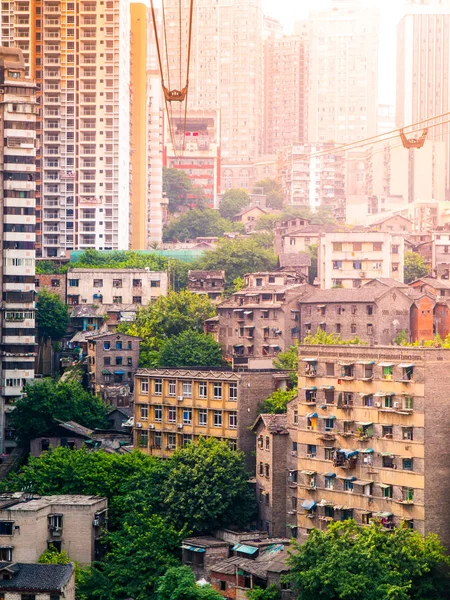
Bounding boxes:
[261,0,405,105]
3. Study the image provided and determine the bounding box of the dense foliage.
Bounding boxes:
[303,329,365,346]
[36,260,68,274]
[273,342,299,386]
[157,566,223,600]
[404,250,430,284]
[253,178,284,210]
[258,388,298,414]
[254,206,335,231]
[2,439,254,600]
[118,291,217,367]
[219,189,250,219]
[38,545,72,565]
[163,208,242,242]
[72,249,168,271]
[194,235,277,290]
[36,289,69,341]
[287,520,450,600]
[246,585,281,600]
[163,166,207,213]
[10,380,108,445]
[307,243,318,284]
[158,331,223,368]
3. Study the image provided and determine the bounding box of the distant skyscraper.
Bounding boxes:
[130,2,164,248]
[263,35,308,154]
[297,0,380,145]
[0,47,37,453]
[164,0,263,161]
[1,0,131,256]
[397,0,450,198]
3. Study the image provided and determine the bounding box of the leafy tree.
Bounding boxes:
[35,260,68,274]
[307,243,318,284]
[404,251,429,284]
[38,545,72,565]
[253,178,284,210]
[10,380,108,445]
[118,291,217,367]
[163,209,242,242]
[394,329,409,345]
[72,249,168,271]
[194,237,277,291]
[36,289,69,341]
[219,189,250,219]
[303,329,365,346]
[162,437,256,534]
[259,388,297,414]
[254,213,280,231]
[246,585,281,600]
[287,520,450,600]
[158,331,223,368]
[157,566,223,600]
[163,167,207,213]
[273,342,299,386]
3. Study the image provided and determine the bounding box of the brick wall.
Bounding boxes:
[35,273,67,303]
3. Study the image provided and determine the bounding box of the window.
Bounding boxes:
[154,379,162,395]
[351,323,357,334]
[127,357,133,366]
[259,462,264,476]
[353,261,362,270]
[229,382,238,400]
[403,458,413,471]
[214,383,222,399]
[0,522,13,536]
[133,296,142,304]
[404,396,414,410]
[326,363,334,376]
[292,441,298,454]
[382,425,393,438]
[154,406,162,422]
[103,357,111,366]
[115,341,123,350]
[402,366,414,381]
[150,280,160,288]
[367,324,373,335]
[229,412,237,429]
[353,242,362,251]
[167,433,176,449]
[50,596,61,600]
[168,380,176,396]
[325,390,334,405]
[325,418,335,431]
[113,296,122,304]
[133,279,142,287]
[307,444,316,458]
[333,260,342,270]
[325,476,335,489]
[332,242,342,251]
[335,323,341,334]
[382,485,393,499]
[265,436,270,450]
[93,279,103,287]
[113,279,122,288]
[392,245,399,254]
[213,411,222,427]
[366,304,373,315]
[351,305,357,315]
[0,547,12,561]
[198,381,207,398]
[293,410,298,425]
[344,480,354,492]
[383,365,393,379]
[373,242,382,251]
[168,407,176,423]
[198,409,207,426]
[324,448,334,461]
[382,455,394,468]
[103,341,110,350]
[265,464,270,478]
[363,395,373,407]
[384,395,393,409]
[182,381,192,397]
[116,357,123,366]
[183,408,192,424]
[140,405,148,420]
[69,279,79,286]
[402,427,414,441]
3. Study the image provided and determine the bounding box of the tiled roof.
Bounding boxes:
[278,253,312,268]
[188,270,225,279]
[252,414,289,434]
[54,420,94,437]
[282,223,343,236]
[411,277,450,290]
[300,287,391,303]
[0,563,73,591]
[363,278,408,289]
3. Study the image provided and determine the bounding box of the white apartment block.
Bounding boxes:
[0,47,37,453]
[1,0,131,257]
[318,232,405,289]
[164,0,263,161]
[297,0,379,145]
[66,268,168,306]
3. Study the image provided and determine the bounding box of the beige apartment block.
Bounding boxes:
[134,368,289,471]
[0,494,107,565]
[285,345,450,549]
[318,232,405,289]
[66,268,168,306]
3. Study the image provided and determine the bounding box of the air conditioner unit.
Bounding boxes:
[359,272,366,278]
[306,426,312,431]
[149,423,155,430]
[291,451,297,456]
[393,401,400,408]
[306,453,313,458]
[177,423,183,429]
[135,423,143,428]
[93,519,100,527]
[177,396,184,401]
[375,402,381,408]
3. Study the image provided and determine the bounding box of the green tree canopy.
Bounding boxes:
[158,331,223,368]
[253,178,284,210]
[10,380,108,445]
[118,291,217,367]
[287,520,450,600]
[36,289,69,341]
[303,328,365,346]
[71,249,168,271]
[273,342,299,387]
[157,566,223,600]
[194,236,277,291]
[163,208,243,242]
[162,437,256,534]
[258,388,297,414]
[219,189,250,219]
[246,585,281,600]
[307,243,318,284]
[38,545,72,565]
[404,251,429,284]
[163,166,207,213]
[36,261,68,274]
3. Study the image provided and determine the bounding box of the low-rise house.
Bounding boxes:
[279,223,342,254]
[277,253,310,281]
[188,270,226,301]
[232,205,271,233]
[66,268,168,306]
[216,272,311,367]
[252,415,289,537]
[35,272,67,303]
[134,368,290,471]
[369,214,413,234]
[0,493,107,565]
[182,536,230,579]
[0,562,75,600]
[87,332,141,394]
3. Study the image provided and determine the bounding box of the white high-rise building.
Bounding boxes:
[297,0,380,145]
[1,0,131,256]
[163,0,263,162]
[397,0,450,199]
